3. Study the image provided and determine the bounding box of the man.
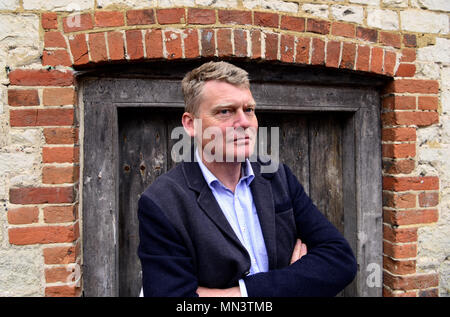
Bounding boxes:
[138,61,357,297]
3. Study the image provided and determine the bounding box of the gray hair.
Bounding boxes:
[181,61,250,115]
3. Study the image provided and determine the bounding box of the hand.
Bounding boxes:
[290,239,307,264]
[196,286,241,297]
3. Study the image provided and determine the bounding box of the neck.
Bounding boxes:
[202,159,242,193]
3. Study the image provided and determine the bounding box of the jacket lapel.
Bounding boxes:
[250,162,277,270]
[182,161,249,254]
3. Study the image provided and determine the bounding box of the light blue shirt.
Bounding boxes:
[195,150,269,296]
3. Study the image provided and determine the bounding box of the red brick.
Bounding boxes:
[9,223,78,245]
[355,45,370,72]
[234,29,248,58]
[126,9,155,25]
[384,79,439,94]
[8,89,39,107]
[69,34,89,66]
[254,11,279,28]
[418,191,439,207]
[418,96,438,111]
[384,50,397,76]
[384,272,439,291]
[43,165,79,184]
[382,127,416,142]
[356,27,377,43]
[384,208,438,226]
[89,33,108,63]
[44,32,67,49]
[380,31,402,48]
[187,8,215,25]
[43,146,79,163]
[382,95,416,110]
[396,63,416,77]
[370,47,384,74]
[217,29,232,58]
[383,225,418,243]
[383,288,417,297]
[7,207,39,225]
[157,8,185,24]
[218,10,252,25]
[341,42,356,70]
[45,284,81,297]
[383,240,417,258]
[126,30,144,60]
[10,108,74,127]
[280,16,305,32]
[295,37,310,64]
[183,29,199,59]
[43,88,75,106]
[9,69,74,87]
[107,31,125,61]
[311,38,325,66]
[43,50,72,67]
[10,186,75,205]
[383,176,439,191]
[403,34,417,48]
[306,19,330,35]
[383,191,416,208]
[251,29,261,59]
[264,33,279,61]
[44,205,77,223]
[400,48,416,63]
[42,12,58,30]
[94,11,124,27]
[44,128,78,145]
[145,29,163,59]
[63,13,93,33]
[45,266,75,283]
[383,256,416,275]
[200,29,215,58]
[164,30,182,60]
[280,34,294,63]
[383,159,416,175]
[44,244,78,264]
[326,41,340,68]
[382,111,439,127]
[331,22,355,38]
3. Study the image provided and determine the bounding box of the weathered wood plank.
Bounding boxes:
[82,79,120,296]
[308,115,344,234]
[118,108,169,297]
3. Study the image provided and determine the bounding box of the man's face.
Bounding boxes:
[193,80,258,163]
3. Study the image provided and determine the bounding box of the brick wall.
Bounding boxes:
[0,0,448,297]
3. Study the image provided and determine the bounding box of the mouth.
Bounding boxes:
[233,136,250,143]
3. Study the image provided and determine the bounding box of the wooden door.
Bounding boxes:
[82,61,384,297]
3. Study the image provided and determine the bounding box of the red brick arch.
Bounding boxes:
[6,7,440,297]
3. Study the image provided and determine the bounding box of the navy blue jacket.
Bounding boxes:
[138,160,357,297]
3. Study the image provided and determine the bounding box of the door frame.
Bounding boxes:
[80,60,387,296]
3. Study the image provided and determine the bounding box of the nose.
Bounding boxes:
[233,108,251,129]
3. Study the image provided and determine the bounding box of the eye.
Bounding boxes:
[220,109,229,114]
[245,107,255,113]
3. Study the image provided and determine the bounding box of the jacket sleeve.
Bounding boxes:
[138,193,199,297]
[243,164,357,297]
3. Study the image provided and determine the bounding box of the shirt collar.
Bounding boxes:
[195,148,255,189]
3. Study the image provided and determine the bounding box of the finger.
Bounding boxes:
[290,239,302,264]
[299,243,307,259]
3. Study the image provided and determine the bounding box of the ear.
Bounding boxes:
[182,112,195,137]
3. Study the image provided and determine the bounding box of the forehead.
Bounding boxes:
[201,80,254,105]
